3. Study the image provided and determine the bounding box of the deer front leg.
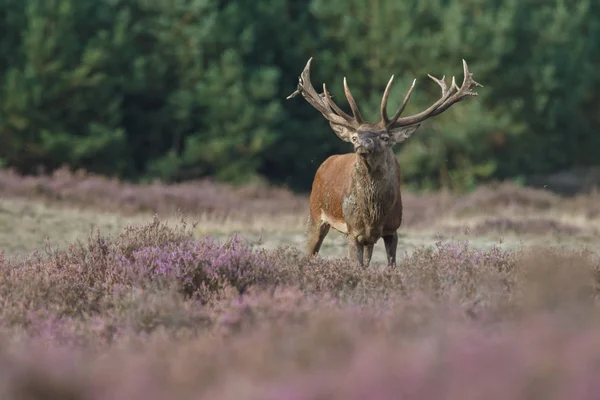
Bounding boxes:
[363,244,374,268]
[383,232,398,268]
[348,236,364,267]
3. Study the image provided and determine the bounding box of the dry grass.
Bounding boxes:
[0,167,307,217]
[2,167,600,229]
[0,169,598,262]
[1,170,600,399]
[0,199,152,257]
[0,196,593,266]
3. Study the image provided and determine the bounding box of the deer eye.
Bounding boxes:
[351,136,358,142]
[380,135,389,141]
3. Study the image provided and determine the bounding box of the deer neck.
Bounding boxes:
[352,148,397,184]
[348,150,399,224]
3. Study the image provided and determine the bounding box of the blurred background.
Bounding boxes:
[0,0,598,194]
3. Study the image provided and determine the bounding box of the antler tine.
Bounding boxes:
[389,75,453,127]
[428,59,483,118]
[429,74,449,94]
[462,58,483,90]
[323,83,353,121]
[380,75,395,125]
[451,76,459,92]
[286,57,359,128]
[388,59,482,127]
[385,78,417,128]
[343,77,365,124]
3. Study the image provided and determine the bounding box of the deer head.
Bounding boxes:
[287,57,483,159]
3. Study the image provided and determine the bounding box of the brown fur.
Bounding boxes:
[306,138,404,268]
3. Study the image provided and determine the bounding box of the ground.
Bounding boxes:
[0,169,599,399]
[1,192,596,263]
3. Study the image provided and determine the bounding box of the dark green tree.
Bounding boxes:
[0,0,598,193]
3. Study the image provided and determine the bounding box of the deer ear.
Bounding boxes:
[389,124,420,144]
[329,122,354,142]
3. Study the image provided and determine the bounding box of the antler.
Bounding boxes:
[380,75,417,126]
[286,57,364,129]
[288,58,482,131]
[382,59,482,129]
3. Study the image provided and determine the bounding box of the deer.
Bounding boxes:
[286,57,482,268]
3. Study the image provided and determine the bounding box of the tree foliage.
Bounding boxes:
[0,0,598,192]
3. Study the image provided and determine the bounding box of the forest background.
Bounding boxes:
[0,0,598,193]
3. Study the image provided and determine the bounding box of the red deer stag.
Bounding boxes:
[287,58,482,268]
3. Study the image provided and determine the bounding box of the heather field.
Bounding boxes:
[1,168,600,399]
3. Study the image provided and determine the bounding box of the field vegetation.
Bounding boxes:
[0,169,599,399]
[1,1,600,396]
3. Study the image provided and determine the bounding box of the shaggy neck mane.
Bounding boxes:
[351,149,399,224]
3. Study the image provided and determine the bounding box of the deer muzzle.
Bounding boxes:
[355,138,374,156]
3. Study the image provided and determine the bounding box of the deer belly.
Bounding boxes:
[320,211,348,234]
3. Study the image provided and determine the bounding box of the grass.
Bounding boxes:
[0,199,151,257]
[1,196,594,265]
[0,168,600,399]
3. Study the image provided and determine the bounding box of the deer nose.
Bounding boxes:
[356,138,374,152]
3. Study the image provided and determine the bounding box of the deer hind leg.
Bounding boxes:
[306,216,330,256]
[383,232,398,268]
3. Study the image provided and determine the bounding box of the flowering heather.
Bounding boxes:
[125,234,273,296]
[0,216,599,398]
